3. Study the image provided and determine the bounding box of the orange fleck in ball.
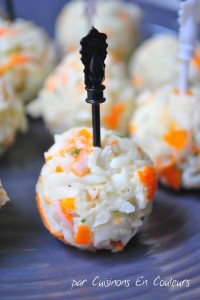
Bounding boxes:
[138,166,158,200]
[74,225,92,245]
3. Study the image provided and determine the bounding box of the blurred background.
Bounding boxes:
[0,0,179,37]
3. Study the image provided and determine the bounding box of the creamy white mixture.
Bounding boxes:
[27,51,135,135]
[130,34,200,91]
[36,127,157,251]
[0,181,9,208]
[130,85,200,189]
[0,78,27,156]
[0,18,56,103]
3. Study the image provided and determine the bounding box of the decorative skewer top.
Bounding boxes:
[6,0,15,21]
[178,0,200,94]
[80,26,107,148]
[83,0,97,27]
[80,26,107,104]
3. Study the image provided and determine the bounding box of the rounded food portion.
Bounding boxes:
[0,78,27,156]
[27,51,135,136]
[36,127,158,251]
[0,18,56,103]
[56,0,142,61]
[0,181,9,208]
[129,85,200,189]
[130,34,200,91]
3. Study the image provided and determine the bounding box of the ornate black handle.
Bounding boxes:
[80,27,108,147]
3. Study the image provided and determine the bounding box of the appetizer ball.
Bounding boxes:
[0,79,27,156]
[56,0,142,61]
[130,34,200,90]
[0,18,56,103]
[27,51,135,135]
[36,127,158,251]
[129,86,200,190]
[0,181,9,208]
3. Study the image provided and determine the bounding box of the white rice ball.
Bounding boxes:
[130,34,200,91]
[27,50,135,135]
[36,127,158,251]
[129,85,200,190]
[56,0,142,61]
[0,18,56,103]
[0,78,27,156]
[0,181,9,208]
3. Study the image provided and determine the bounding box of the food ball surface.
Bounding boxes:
[0,181,9,208]
[0,18,56,103]
[0,79,27,156]
[56,0,142,61]
[27,51,135,135]
[129,85,200,190]
[130,34,200,91]
[36,127,158,252]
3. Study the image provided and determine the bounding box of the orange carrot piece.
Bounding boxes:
[71,150,90,177]
[45,77,56,92]
[76,128,93,148]
[132,76,143,88]
[0,62,12,75]
[111,139,118,145]
[88,189,100,201]
[38,176,43,184]
[129,123,136,134]
[55,166,63,173]
[44,154,52,162]
[0,28,8,36]
[59,199,75,225]
[117,11,134,32]
[138,166,158,201]
[0,27,17,36]
[44,196,51,205]
[76,82,85,91]
[62,129,92,156]
[0,54,31,75]
[192,50,200,70]
[192,144,200,155]
[60,198,76,211]
[11,54,30,64]
[111,241,124,251]
[104,103,125,130]
[160,164,182,190]
[173,87,193,96]
[114,217,122,224]
[74,225,92,245]
[163,122,190,151]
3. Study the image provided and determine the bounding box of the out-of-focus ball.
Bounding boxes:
[130,34,200,91]
[56,0,142,61]
[0,18,57,103]
[0,78,27,156]
[27,51,135,136]
[129,85,200,190]
[0,181,9,208]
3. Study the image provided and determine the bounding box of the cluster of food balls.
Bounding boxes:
[0,15,57,206]
[2,0,200,252]
[0,17,56,155]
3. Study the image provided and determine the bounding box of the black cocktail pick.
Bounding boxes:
[80,27,108,148]
[5,0,15,21]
